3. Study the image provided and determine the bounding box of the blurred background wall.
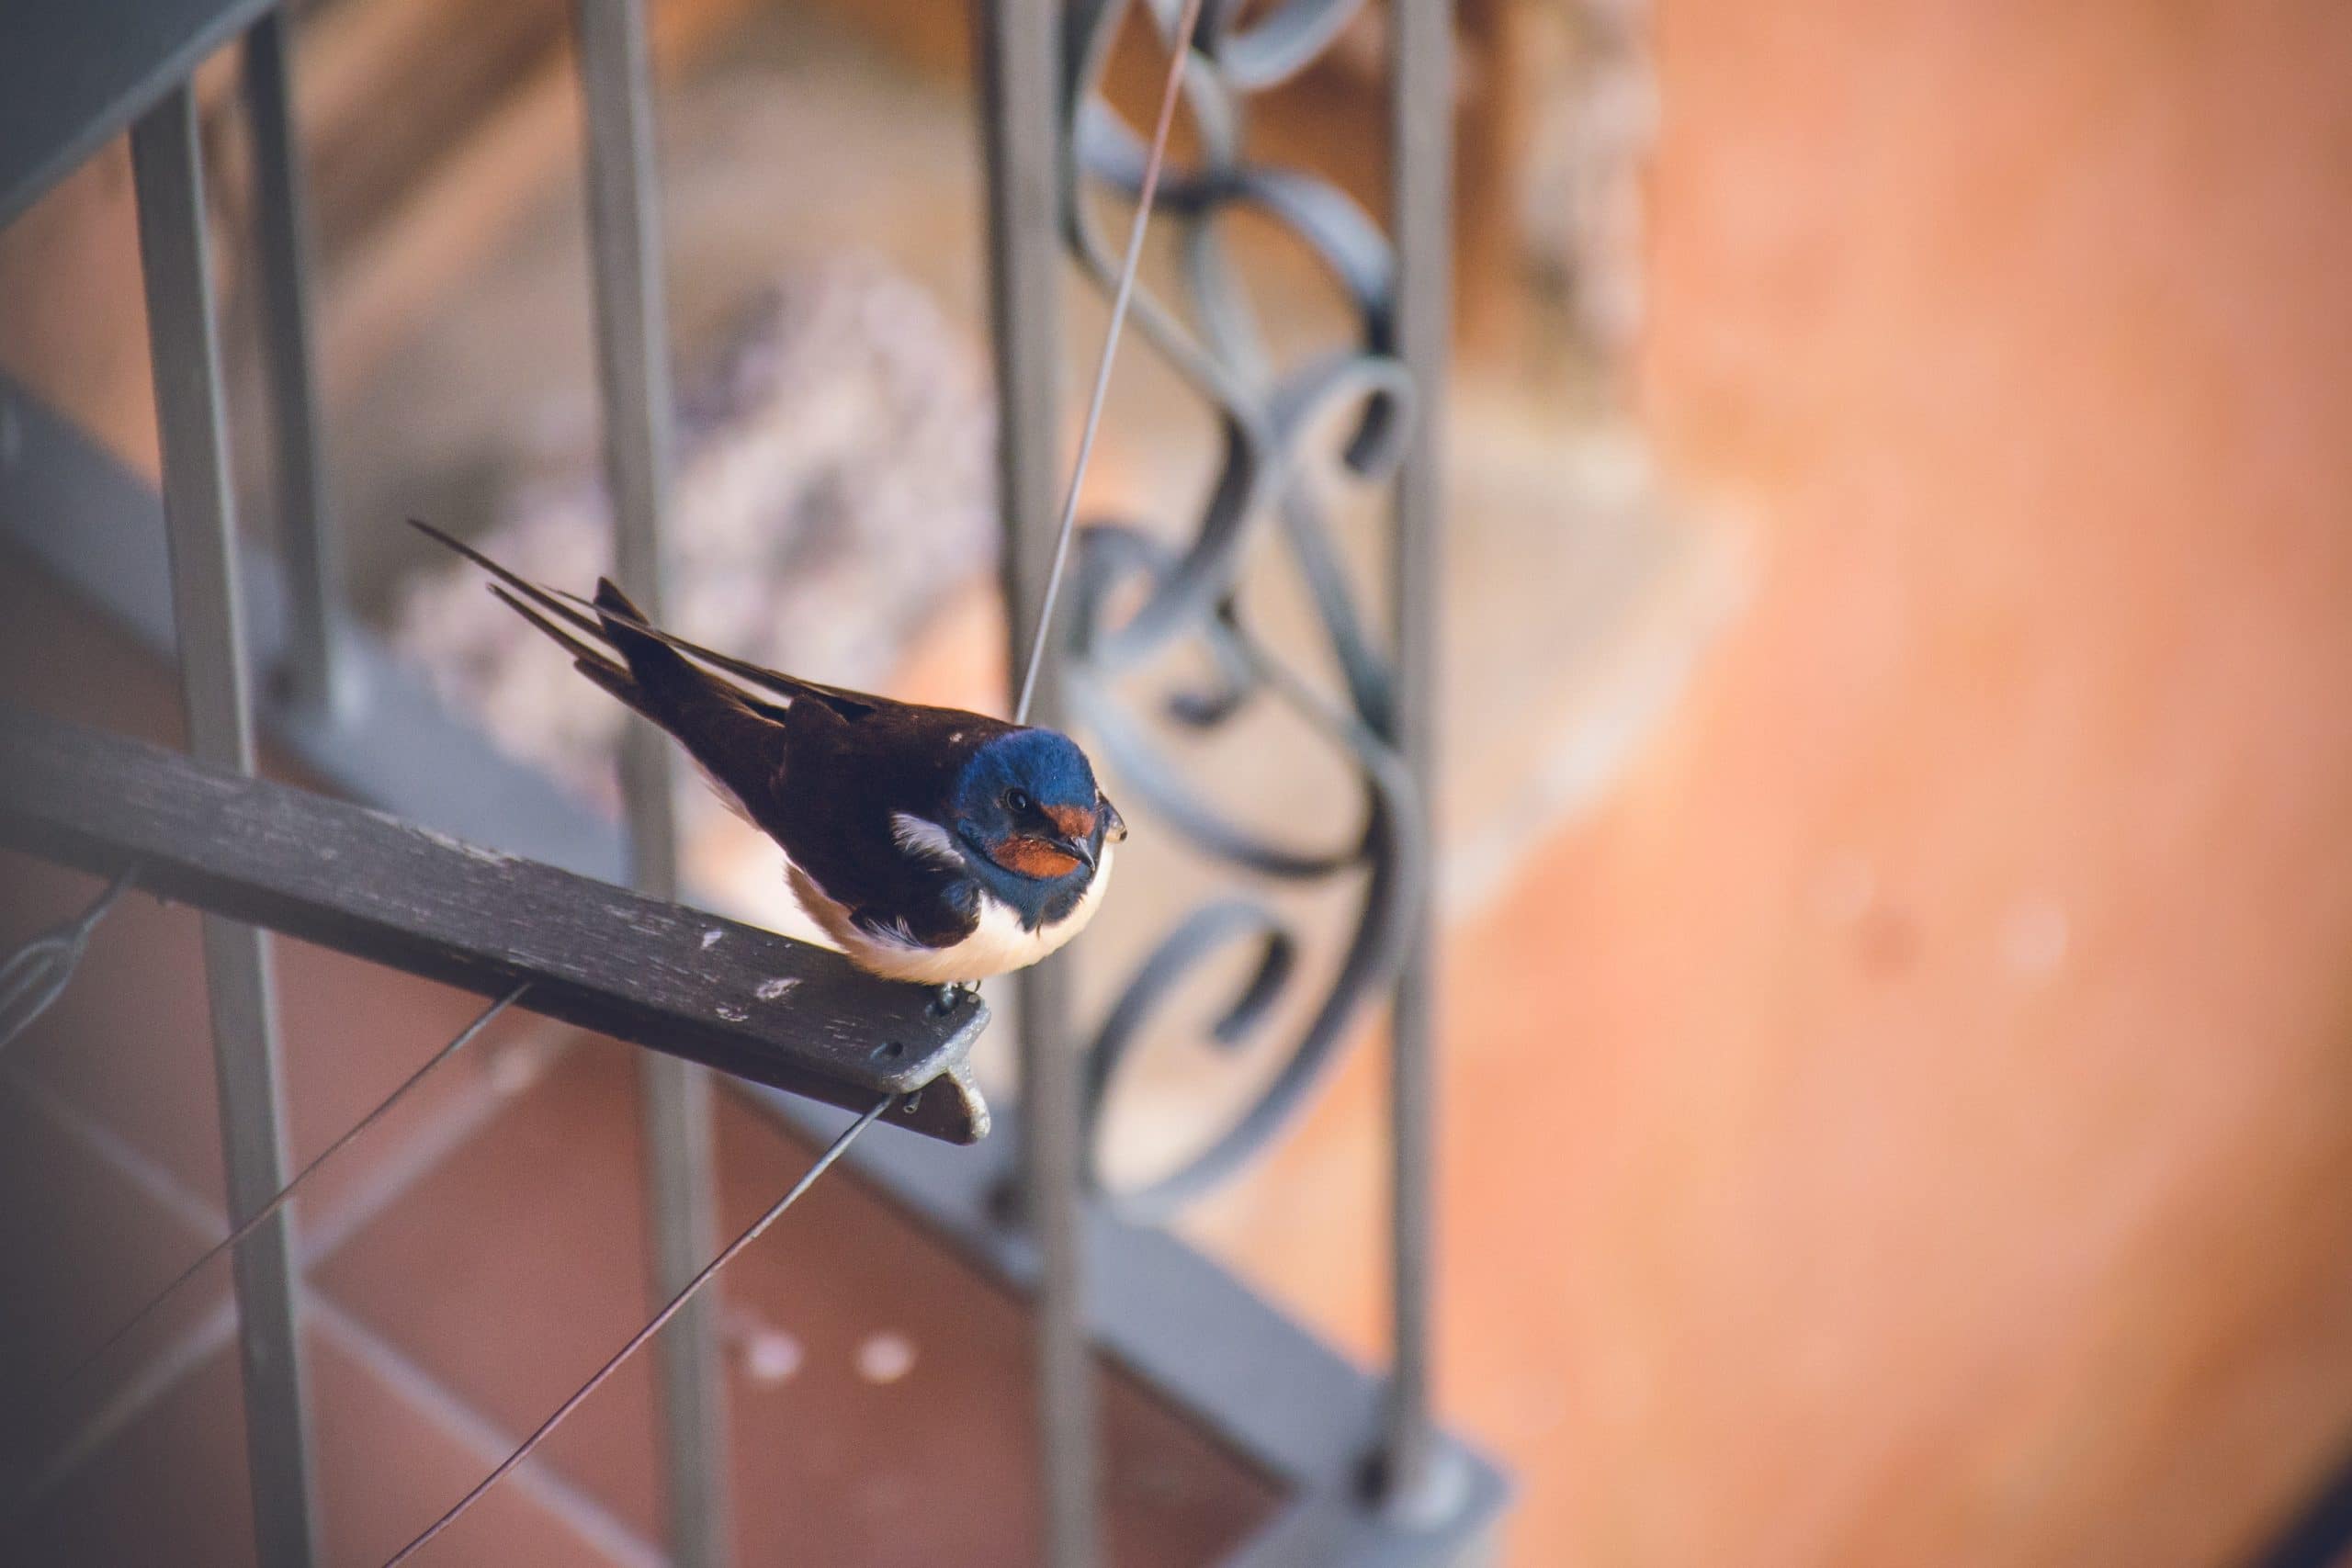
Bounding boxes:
[1204,2,2352,1564]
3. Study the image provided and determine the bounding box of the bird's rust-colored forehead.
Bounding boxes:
[1043,803,1097,840]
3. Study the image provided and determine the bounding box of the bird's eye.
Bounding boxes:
[1004,787,1033,815]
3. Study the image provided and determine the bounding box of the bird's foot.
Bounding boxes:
[931,981,978,1015]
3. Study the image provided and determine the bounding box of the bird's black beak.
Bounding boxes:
[1057,835,1097,873]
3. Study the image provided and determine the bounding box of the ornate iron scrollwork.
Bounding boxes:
[1053,0,1429,1222]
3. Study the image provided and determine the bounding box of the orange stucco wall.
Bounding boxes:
[1584,1,2352,1559]
[1207,4,2352,1564]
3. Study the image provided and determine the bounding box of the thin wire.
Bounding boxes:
[1013,0,1207,725]
[383,1094,896,1567]
[46,984,530,1400]
[0,865,139,1055]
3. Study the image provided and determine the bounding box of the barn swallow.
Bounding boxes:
[411,520,1123,988]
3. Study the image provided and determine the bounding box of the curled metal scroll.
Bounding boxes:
[1052,0,1427,1222]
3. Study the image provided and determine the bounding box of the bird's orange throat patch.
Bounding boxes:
[989,837,1087,880]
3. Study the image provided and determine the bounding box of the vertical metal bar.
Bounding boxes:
[241,10,346,716]
[130,83,321,1568]
[978,3,1099,1563]
[1378,0,1453,1517]
[571,4,733,1564]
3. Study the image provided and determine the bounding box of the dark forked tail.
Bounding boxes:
[408,519,789,804]
[409,517,880,717]
[582,574,768,750]
[405,518,657,718]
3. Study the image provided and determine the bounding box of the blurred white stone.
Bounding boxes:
[854,1330,916,1384]
[486,1035,553,1098]
[740,1326,805,1387]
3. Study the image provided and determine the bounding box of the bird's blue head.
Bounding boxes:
[947,728,1123,897]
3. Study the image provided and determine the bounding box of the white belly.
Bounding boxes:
[787,845,1115,985]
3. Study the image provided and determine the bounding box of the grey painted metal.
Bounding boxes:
[128,83,322,1568]
[0,378,628,884]
[239,12,347,717]
[1221,1500,1499,1568]
[1042,0,1464,1527]
[978,1,1100,1562]
[0,705,995,1141]
[1378,0,1453,1516]
[1048,0,1430,1222]
[1014,945,1102,1568]
[569,0,731,1553]
[631,1053,728,1562]
[0,0,277,228]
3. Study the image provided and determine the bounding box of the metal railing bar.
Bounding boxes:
[569,0,730,1553]
[1,1066,666,1568]
[0,0,277,230]
[48,987,527,1401]
[1376,0,1453,1518]
[571,0,681,904]
[239,9,347,717]
[631,1056,729,1561]
[1009,0,1204,728]
[978,0,1096,1560]
[999,0,1201,1554]
[1220,1490,1502,1568]
[129,79,322,1568]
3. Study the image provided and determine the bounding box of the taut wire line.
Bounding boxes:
[46,984,530,1403]
[382,1095,896,1567]
[1014,0,1207,725]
